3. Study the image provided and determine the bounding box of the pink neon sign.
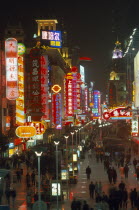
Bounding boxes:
[5,38,18,100]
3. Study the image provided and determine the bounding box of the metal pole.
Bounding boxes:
[76,132,77,147]
[72,134,74,176]
[56,144,59,210]
[38,155,41,210]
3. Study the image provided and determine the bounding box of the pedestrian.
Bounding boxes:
[26,192,32,208]
[5,188,10,205]
[34,192,38,202]
[26,172,31,188]
[133,157,138,171]
[71,197,78,210]
[107,167,113,184]
[111,167,117,184]
[16,169,21,182]
[124,164,129,179]
[130,188,137,209]
[95,181,99,196]
[88,149,92,159]
[10,188,16,207]
[31,171,35,185]
[136,166,139,181]
[98,181,102,195]
[86,166,91,180]
[82,200,89,210]
[89,181,95,199]
[102,191,109,203]
[132,188,137,208]
[118,180,125,191]
[122,188,128,209]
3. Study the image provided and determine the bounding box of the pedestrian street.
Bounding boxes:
[55,150,139,210]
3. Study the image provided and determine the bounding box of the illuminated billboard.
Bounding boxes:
[41,30,62,48]
[30,48,42,117]
[52,93,62,129]
[16,126,36,138]
[103,107,132,120]
[93,90,100,118]
[134,51,139,108]
[16,43,26,125]
[40,55,49,120]
[5,38,18,100]
[65,73,73,117]
[80,65,85,83]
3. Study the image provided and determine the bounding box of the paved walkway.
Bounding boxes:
[51,150,139,209]
[0,149,139,209]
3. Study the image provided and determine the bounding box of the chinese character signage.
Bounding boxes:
[65,73,73,117]
[41,30,62,48]
[25,121,46,135]
[52,93,62,129]
[30,48,42,115]
[84,86,88,112]
[16,44,26,125]
[5,38,18,100]
[103,107,132,120]
[93,90,100,118]
[132,114,138,136]
[77,74,81,112]
[40,55,49,120]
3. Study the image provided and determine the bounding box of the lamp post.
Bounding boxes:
[70,132,74,176]
[35,151,43,210]
[64,135,69,198]
[64,135,69,176]
[75,129,78,147]
[54,139,60,210]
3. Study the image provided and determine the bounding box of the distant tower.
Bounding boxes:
[112,40,123,59]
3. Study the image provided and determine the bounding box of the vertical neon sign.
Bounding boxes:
[84,86,88,112]
[16,54,25,125]
[5,38,18,100]
[52,85,62,129]
[65,73,73,117]
[93,90,100,118]
[30,48,42,116]
[40,55,49,120]
[76,73,81,112]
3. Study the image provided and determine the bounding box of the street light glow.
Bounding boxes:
[35,151,43,156]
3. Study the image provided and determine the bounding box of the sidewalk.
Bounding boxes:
[51,149,139,209]
[1,148,139,209]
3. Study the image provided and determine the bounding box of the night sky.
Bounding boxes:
[0,0,138,94]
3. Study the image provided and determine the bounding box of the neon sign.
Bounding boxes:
[30,48,42,115]
[5,38,18,100]
[18,43,26,55]
[52,84,61,93]
[41,30,62,48]
[40,55,49,120]
[16,53,25,125]
[93,90,100,118]
[52,93,62,129]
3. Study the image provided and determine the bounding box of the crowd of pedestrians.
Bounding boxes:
[70,142,139,210]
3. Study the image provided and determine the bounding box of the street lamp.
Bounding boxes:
[35,151,43,210]
[64,135,69,174]
[64,135,69,198]
[79,127,82,145]
[70,132,74,176]
[54,139,60,210]
[75,129,78,147]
